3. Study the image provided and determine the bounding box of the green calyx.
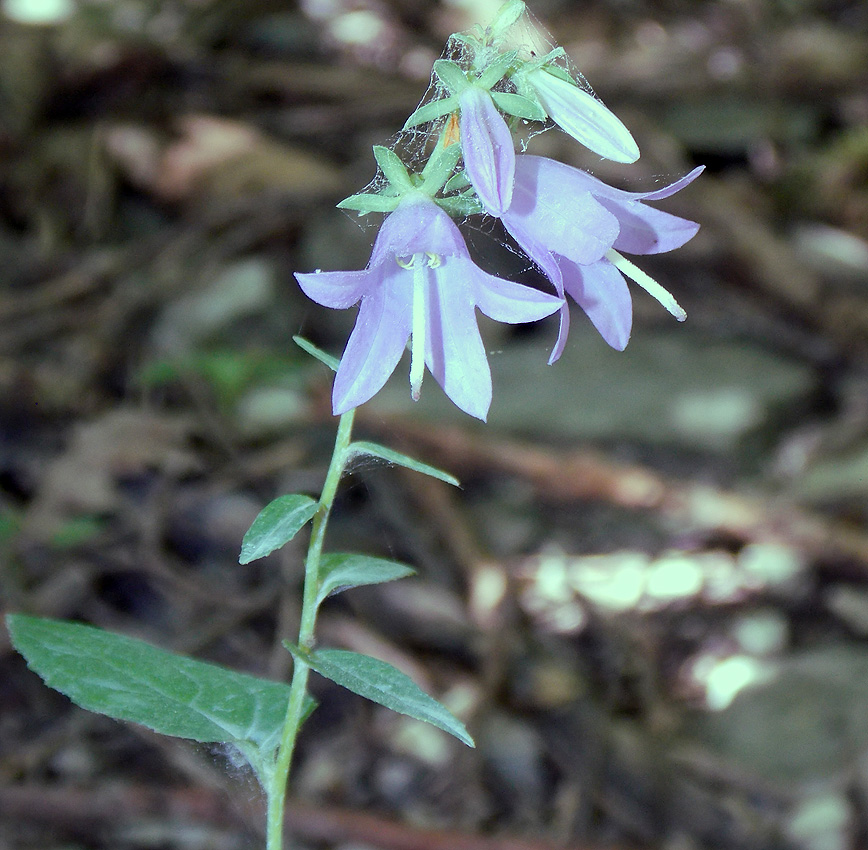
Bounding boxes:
[337,139,463,218]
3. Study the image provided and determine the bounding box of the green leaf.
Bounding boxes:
[336,193,401,214]
[316,553,415,607]
[403,96,458,130]
[6,615,310,755]
[348,441,459,487]
[433,60,468,94]
[491,91,546,121]
[287,645,474,747]
[372,146,413,192]
[293,336,339,372]
[240,494,318,564]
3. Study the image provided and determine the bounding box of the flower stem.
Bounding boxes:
[265,408,357,850]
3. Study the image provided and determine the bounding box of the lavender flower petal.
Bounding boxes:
[295,269,372,309]
[472,267,564,323]
[333,264,413,414]
[504,156,619,265]
[560,257,632,351]
[602,201,701,255]
[371,195,467,262]
[424,261,494,420]
[615,166,705,201]
[459,86,515,216]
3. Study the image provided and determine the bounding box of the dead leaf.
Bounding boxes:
[24,408,199,540]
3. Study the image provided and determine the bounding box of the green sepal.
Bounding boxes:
[315,553,415,607]
[285,643,474,747]
[437,193,483,218]
[348,441,459,487]
[510,48,569,95]
[336,193,402,215]
[474,50,518,91]
[240,494,318,564]
[419,142,462,196]
[7,615,317,785]
[525,47,567,73]
[443,171,471,193]
[293,335,339,373]
[372,146,413,192]
[536,60,572,84]
[490,91,546,121]
[403,95,458,130]
[433,59,469,94]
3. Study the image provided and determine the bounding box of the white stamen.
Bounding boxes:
[606,249,687,322]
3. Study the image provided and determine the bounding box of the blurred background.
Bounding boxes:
[1,0,868,848]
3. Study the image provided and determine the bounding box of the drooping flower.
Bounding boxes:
[500,155,703,361]
[295,194,562,420]
[525,68,640,164]
[458,86,515,215]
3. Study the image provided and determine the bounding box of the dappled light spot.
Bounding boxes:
[519,543,805,633]
[687,653,775,711]
[2,0,73,25]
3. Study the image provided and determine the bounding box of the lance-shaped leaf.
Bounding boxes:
[349,441,459,486]
[316,553,415,607]
[286,644,474,747]
[7,615,314,758]
[240,494,318,564]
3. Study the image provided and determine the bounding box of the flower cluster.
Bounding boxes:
[296,0,702,421]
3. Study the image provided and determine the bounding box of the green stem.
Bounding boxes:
[265,408,357,850]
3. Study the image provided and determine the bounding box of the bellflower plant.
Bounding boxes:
[6,5,703,850]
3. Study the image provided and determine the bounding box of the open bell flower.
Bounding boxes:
[500,155,703,361]
[525,69,640,164]
[295,194,562,421]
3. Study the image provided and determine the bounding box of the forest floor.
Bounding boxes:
[3,1,868,849]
